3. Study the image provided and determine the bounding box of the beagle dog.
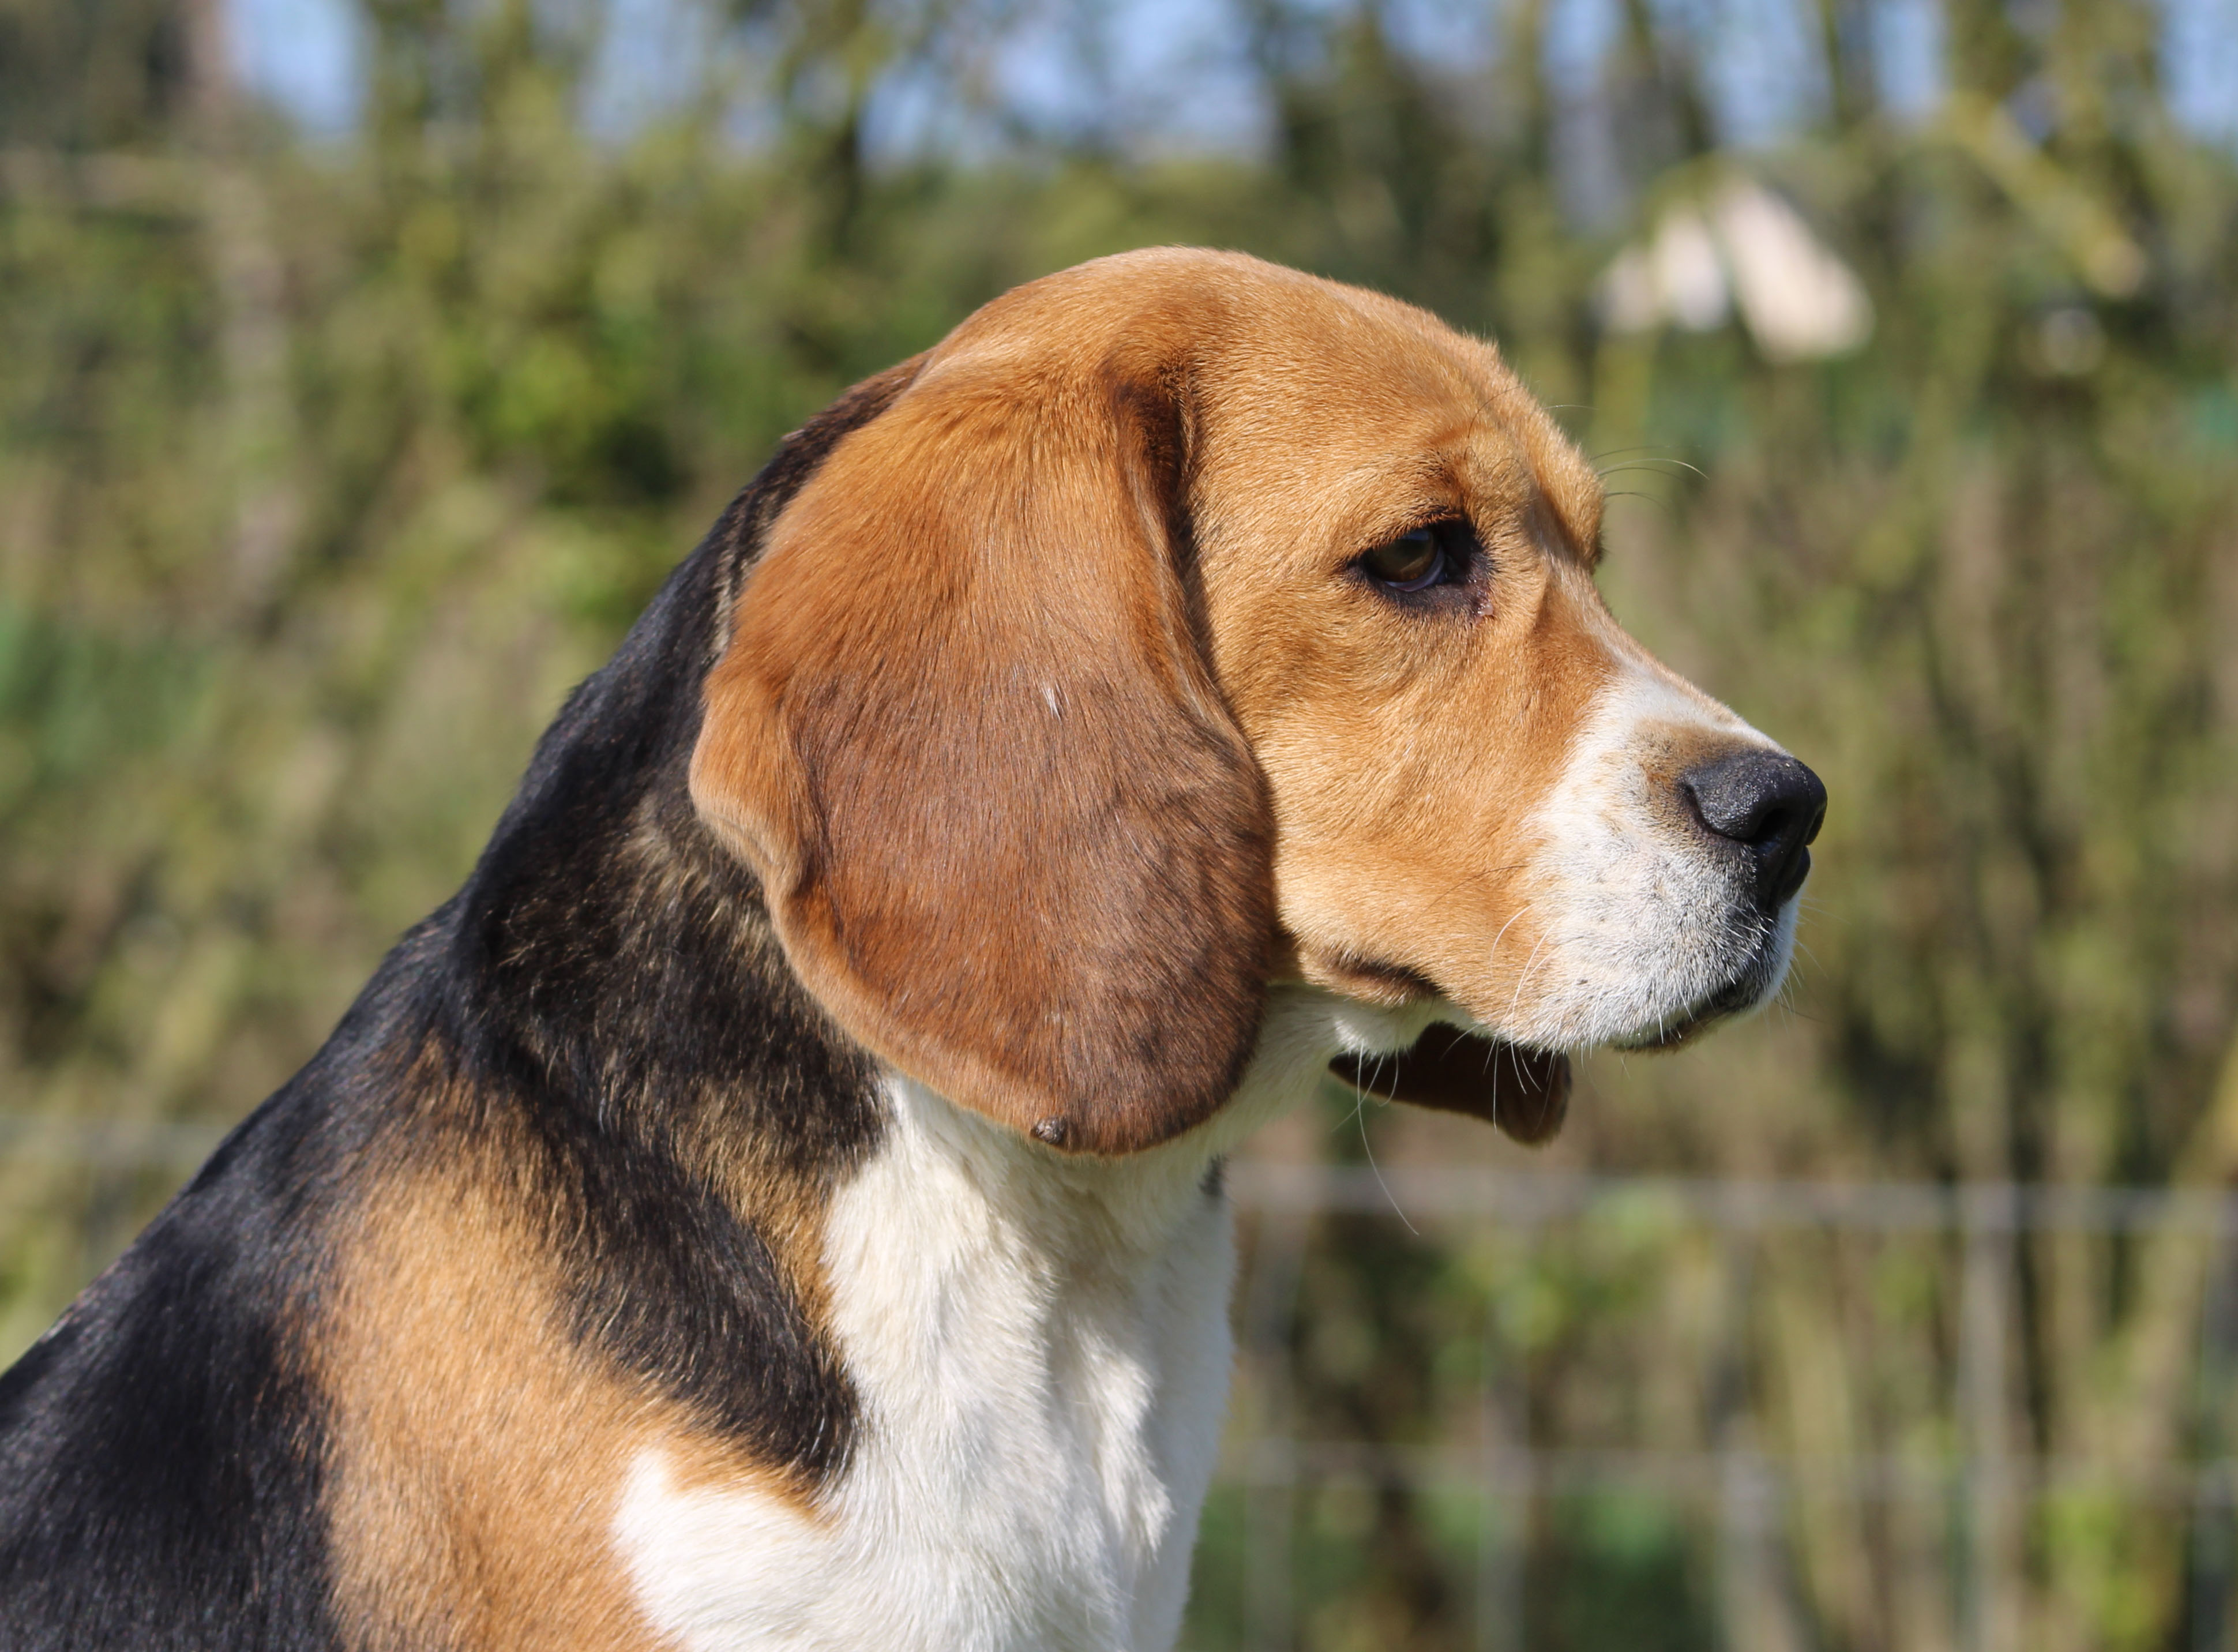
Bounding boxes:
[0,247,1823,1651]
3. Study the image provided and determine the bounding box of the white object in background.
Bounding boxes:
[1601,205,1730,333]
[1712,181,1875,360]
[1599,180,1873,361]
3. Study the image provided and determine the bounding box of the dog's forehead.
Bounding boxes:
[934,248,1603,560]
[1193,295,1602,565]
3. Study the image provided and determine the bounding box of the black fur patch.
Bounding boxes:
[436,362,924,1477]
[0,361,925,1642]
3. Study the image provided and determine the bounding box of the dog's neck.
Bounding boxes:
[862,982,1381,1251]
[607,986,1394,1652]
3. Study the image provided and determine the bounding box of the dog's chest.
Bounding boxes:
[612,1084,1239,1652]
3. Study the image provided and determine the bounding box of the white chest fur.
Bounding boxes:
[611,989,1435,1652]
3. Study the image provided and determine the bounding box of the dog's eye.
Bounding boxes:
[1359,522,1468,593]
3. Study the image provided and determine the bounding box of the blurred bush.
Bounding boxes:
[2,0,2236,1646]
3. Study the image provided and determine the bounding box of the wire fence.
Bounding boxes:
[1216,1163,2238,1652]
[7,1126,2238,1650]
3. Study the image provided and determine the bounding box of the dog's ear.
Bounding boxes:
[1331,1028,1571,1146]
[691,352,1274,1155]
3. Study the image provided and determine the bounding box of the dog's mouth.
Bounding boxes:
[1617,994,1748,1052]
[1614,920,1793,1052]
[1320,893,1800,1146]
[1330,1027,1570,1146]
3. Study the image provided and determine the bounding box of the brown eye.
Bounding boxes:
[1360,524,1456,592]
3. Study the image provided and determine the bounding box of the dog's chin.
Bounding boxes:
[1612,987,1755,1051]
[1609,921,1795,1052]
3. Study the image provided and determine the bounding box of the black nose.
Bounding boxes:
[1680,749,1826,910]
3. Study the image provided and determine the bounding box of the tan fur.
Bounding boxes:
[693,248,1655,1148]
[1192,363,1616,1013]
[317,1085,813,1652]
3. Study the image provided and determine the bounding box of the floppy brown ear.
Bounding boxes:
[1331,1028,1571,1146]
[690,351,1274,1155]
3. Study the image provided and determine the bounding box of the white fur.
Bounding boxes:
[614,988,1426,1652]
[1505,622,1801,1051]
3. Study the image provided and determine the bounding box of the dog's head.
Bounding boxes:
[690,249,1822,1155]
